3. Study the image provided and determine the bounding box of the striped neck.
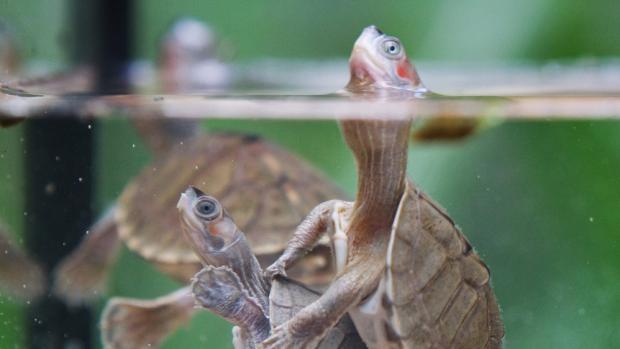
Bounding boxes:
[340,119,410,237]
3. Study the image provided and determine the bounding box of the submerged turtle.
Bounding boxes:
[260,26,504,348]
[0,223,44,301]
[54,18,343,349]
[176,186,365,349]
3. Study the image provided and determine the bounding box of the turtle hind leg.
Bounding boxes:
[100,287,195,349]
[52,207,121,305]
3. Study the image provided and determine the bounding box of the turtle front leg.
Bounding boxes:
[265,200,350,279]
[193,265,271,344]
[261,257,383,349]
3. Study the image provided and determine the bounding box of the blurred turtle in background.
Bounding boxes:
[170,187,365,349]
[53,18,344,348]
[0,19,25,127]
[0,20,44,300]
[158,18,231,94]
[0,223,45,302]
[261,26,503,349]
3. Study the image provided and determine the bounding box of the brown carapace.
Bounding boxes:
[117,133,340,274]
[362,182,504,348]
[83,133,343,349]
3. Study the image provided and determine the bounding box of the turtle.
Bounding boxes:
[175,186,366,349]
[53,19,343,348]
[259,26,504,349]
[0,223,45,301]
[0,23,44,298]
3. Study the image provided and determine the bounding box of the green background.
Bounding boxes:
[1,0,620,348]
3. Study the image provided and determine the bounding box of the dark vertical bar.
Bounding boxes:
[24,120,95,349]
[24,0,133,348]
[97,0,134,93]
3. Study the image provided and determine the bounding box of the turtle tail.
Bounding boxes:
[100,287,195,349]
[52,207,121,306]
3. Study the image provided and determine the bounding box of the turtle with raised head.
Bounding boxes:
[261,26,504,349]
[177,186,365,349]
[53,19,343,349]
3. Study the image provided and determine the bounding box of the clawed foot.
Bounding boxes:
[264,261,287,280]
[259,323,318,349]
[192,266,243,310]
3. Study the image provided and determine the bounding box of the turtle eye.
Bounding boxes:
[195,198,220,220]
[381,39,401,58]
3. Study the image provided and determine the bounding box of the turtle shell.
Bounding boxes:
[356,181,504,349]
[117,133,343,280]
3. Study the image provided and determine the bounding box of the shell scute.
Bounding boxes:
[418,197,465,257]
[438,284,478,342]
[460,254,490,287]
[421,262,463,322]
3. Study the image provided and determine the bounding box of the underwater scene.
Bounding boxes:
[1,1,620,348]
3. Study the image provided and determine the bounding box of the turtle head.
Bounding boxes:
[346,25,424,93]
[161,18,216,65]
[177,186,240,258]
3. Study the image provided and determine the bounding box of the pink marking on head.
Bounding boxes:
[396,58,419,85]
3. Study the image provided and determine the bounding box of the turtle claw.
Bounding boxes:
[258,324,293,349]
[264,261,287,280]
[259,323,318,349]
[232,326,254,349]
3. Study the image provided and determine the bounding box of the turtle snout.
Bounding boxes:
[177,192,188,210]
[177,186,206,210]
[177,187,197,213]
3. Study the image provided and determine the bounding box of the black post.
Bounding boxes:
[96,0,134,93]
[24,1,133,348]
[24,120,95,349]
